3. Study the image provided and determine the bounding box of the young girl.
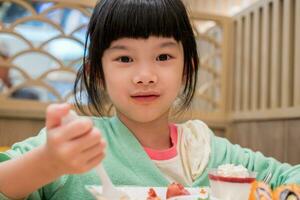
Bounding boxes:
[0,0,299,199]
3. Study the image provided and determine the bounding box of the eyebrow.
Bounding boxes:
[108,41,179,51]
[108,45,128,51]
[159,41,178,48]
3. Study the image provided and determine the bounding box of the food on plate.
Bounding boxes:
[147,183,190,199]
[216,164,251,178]
[273,184,300,200]
[249,181,273,200]
[198,188,209,199]
[87,184,212,200]
[166,182,191,199]
[147,188,161,200]
[208,164,256,200]
[120,196,130,200]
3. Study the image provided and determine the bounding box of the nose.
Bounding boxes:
[132,66,158,86]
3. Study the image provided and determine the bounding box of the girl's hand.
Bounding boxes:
[44,103,106,175]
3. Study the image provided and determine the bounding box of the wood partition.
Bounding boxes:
[184,0,260,15]
[231,0,300,120]
[229,0,300,164]
[173,12,233,135]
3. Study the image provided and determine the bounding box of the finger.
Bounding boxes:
[69,128,104,151]
[85,152,105,169]
[81,141,106,160]
[46,103,71,130]
[62,118,94,140]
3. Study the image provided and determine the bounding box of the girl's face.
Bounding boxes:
[102,36,184,123]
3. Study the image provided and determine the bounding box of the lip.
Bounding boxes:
[130,91,161,103]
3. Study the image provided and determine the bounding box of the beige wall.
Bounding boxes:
[229,119,300,165]
[0,117,44,146]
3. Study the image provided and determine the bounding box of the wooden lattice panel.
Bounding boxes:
[0,0,92,102]
[191,19,223,113]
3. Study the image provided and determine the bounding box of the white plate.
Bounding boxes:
[85,185,219,200]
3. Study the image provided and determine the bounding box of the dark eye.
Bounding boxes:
[117,56,133,63]
[156,54,171,61]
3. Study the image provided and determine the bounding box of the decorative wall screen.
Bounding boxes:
[182,13,232,124]
[192,20,223,113]
[0,0,91,103]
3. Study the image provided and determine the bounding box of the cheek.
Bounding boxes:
[171,65,185,88]
[102,60,122,87]
[163,72,184,98]
[105,77,122,97]
[104,71,130,104]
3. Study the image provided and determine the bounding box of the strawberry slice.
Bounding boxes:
[166,182,190,199]
[147,188,161,200]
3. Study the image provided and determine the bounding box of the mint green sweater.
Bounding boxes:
[0,117,299,200]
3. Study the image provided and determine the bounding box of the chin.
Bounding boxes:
[125,109,168,124]
[131,114,161,123]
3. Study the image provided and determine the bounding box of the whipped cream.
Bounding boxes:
[216,164,250,178]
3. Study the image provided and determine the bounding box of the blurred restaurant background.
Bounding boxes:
[0,0,299,164]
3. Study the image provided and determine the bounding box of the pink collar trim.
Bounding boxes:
[143,124,178,161]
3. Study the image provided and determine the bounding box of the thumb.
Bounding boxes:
[46,103,71,130]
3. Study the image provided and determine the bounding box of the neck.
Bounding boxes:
[117,111,172,150]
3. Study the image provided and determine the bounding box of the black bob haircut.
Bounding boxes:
[74,0,199,116]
